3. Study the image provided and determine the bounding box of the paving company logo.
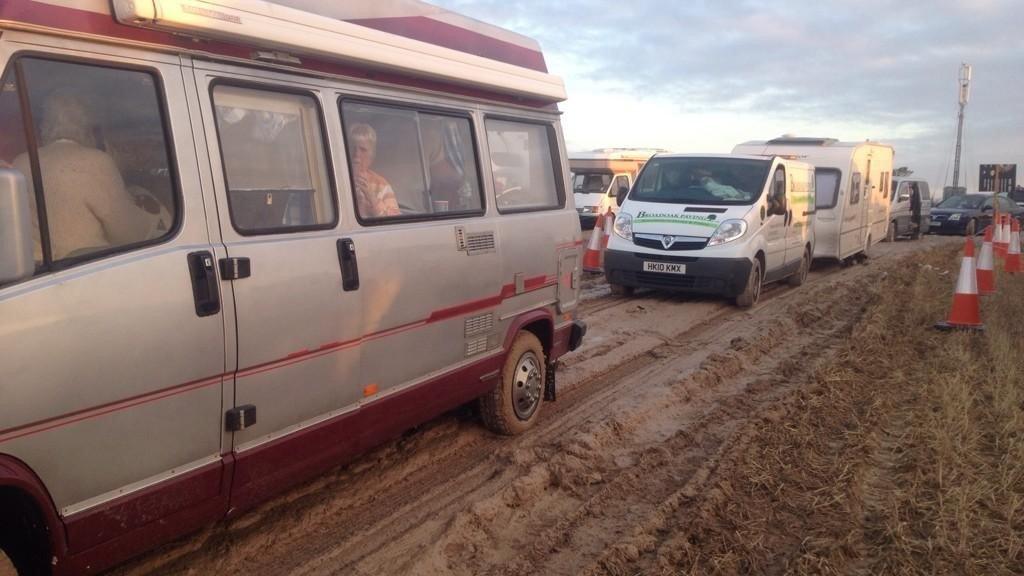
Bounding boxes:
[634,211,720,229]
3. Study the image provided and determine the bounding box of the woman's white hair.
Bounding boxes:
[40,90,94,146]
[349,123,377,151]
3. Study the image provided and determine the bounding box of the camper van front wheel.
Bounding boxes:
[480,331,545,435]
[735,258,763,308]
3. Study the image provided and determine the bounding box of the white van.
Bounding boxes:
[570,149,662,228]
[887,177,932,240]
[0,1,584,574]
[604,154,815,307]
[734,137,894,261]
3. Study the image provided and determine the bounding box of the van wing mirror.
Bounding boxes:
[615,185,629,206]
[0,169,35,285]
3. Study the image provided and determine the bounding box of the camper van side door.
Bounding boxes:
[191,67,364,497]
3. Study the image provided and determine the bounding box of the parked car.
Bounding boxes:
[929,193,1024,235]
[887,177,933,240]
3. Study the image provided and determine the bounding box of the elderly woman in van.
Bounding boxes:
[13,90,152,260]
[349,123,401,218]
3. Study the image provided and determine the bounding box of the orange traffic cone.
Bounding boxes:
[977,226,996,295]
[935,236,984,331]
[995,215,1010,258]
[582,209,605,273]
[600,208,614,250]
[1005,218,1021,274]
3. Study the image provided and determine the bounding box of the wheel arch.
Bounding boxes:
[0,454,68,574]
[502,309,554,359]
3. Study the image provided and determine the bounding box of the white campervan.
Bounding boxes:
[604,154,815,307]
[570,148,662,229]
[734,137,894,261]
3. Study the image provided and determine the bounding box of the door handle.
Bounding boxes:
[337,238,359,291]
[187,251,220,317]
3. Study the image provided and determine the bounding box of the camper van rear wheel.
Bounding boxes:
[788,247,810,287]
[735,258,762,308]
[480,331,545,435]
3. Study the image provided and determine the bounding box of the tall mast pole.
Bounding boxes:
[952,63,971,190]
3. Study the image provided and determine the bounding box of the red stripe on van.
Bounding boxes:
[0,273,559,442]
[0,2,558,108]
[0,374,225,444]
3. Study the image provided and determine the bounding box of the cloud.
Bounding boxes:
[436,0,1024,192]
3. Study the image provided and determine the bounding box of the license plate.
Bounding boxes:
[643,261,686,274]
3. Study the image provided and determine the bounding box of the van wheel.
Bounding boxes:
[787,247,810,287]
[885,221,896,242]
[479,332,545,435]
[735,258,762,308]
[609,283,635,297]
[0,492,49,576]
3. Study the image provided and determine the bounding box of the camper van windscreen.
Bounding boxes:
[631,157,771,206]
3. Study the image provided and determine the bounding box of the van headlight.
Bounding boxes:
[707,219,747,246]
[613,212,633,240]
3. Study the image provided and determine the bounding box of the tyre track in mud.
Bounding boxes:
[112,238,954,576]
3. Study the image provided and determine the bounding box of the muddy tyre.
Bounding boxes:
[479,332,545,435]
[787,247,810,287]
[609,283,635,297]
[735,258,762,308]
[965,219,977,237]
[885,221,896,242]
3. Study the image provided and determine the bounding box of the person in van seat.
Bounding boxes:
[349,123,401,218]
[13,90,153,260]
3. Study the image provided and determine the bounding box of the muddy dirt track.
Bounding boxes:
[112,236,960,576]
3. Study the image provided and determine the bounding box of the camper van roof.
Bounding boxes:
[0,0,565,106]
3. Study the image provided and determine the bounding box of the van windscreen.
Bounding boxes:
[631,157,771,205]
[572,171,612,195]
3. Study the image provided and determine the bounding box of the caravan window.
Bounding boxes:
[212,85,336,234]
[850,172,862,205]
[0,56,178,273]
[340,101,483,222]
[814,169,841,209]
[485,119,563,212]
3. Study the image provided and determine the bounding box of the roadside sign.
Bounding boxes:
[979,164,1016,193]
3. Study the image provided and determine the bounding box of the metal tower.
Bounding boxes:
[952,63,971,189]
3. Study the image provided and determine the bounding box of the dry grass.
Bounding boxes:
[663,246,1024,575]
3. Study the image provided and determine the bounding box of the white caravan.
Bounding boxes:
[734,137,894,261]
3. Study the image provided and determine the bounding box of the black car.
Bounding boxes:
[929,193,1024,236]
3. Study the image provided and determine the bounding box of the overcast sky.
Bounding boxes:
[436,0,1023,194]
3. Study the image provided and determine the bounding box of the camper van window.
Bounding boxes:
[814,168,841,209]
[0,57,178,272]
[340,101,483,221]
[850,173,862,205]
[632,157,771,206]
[485,119,563,212]
[613,175,630,196]
[213,85,335,233]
